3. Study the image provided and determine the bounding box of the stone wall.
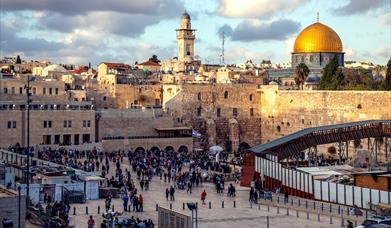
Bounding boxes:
[259,85,391,143]
[97,109,179,140]
[114,84,162,109]
[164,84,261,151]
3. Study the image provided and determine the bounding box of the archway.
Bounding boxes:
[164,146,174,153]
[135,147,145,154]
[150,146,160,153]
[178,145,189,153]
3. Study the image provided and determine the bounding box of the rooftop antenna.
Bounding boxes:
[317,12,319,22]
[220,31,225,65]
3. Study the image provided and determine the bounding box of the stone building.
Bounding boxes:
[0,102,95,149]
[164,84,261,152]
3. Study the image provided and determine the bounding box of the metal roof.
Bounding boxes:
[249,120,391,159]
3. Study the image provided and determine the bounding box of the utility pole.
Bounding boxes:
[24,75,32,207]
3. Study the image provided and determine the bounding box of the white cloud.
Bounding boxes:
[379,12,391,26]
[217,0,307,18]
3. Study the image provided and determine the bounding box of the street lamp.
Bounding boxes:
[18,186,21,228]
[186,202,198,228]
[24,75,34,207]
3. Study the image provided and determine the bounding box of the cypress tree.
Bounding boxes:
[319,57,344,90]
[384,57,391,90]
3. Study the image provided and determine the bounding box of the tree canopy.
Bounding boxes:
[16,55,22,64]
[384,57,391,90]
[319,57,344,90]
[149,55,160,63]
[294,63,310,89]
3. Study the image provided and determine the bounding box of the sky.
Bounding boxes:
[0,0,390,67]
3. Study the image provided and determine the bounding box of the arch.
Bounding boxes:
[150,146,160,153]
[135,147,145,153]
[238,142,251,153]
[224,91,228,99]
[178,145,189,153]
[164,146,175,152]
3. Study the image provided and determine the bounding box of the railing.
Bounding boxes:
[102,135,192,140]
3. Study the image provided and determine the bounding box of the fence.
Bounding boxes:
[255,155,391,210]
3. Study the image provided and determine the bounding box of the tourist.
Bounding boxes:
[122,193,129,211]
[139,194,144,212]
[186,181,192,194]
[88,215,95,228]
[165,188,169,200]
[347,220,353,228]
[169,186,175,201]
[201,189,207,205]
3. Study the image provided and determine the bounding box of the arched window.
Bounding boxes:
[224,91,228,99]
[249,94,253,101]
[310,55,314,62]
[197,92,201,101]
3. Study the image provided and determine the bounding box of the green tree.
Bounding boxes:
[319,57,344,90]
[16,55,22,64]
[384,57,391,90]
[149,54,160,63]
[294,63,310,90]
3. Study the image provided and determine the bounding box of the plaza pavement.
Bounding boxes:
[67,161,361,227]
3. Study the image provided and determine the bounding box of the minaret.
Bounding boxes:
[176,11,196,62]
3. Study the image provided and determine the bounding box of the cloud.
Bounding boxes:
[1,0,183,17]
[334,0,386,15]
[221,19,301,41]
[36,12,159,37]
[379,12,391,26]
[216,0,307,18]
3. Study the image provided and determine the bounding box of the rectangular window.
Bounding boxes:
[250,108,254,116]
[82,134,90,143]
[63,134,71,145]
[33,87,36,94]
[233,108,238,117]
[54,135,60,144]
[74,134,80,145]
[55,88,58,95]
[49,88,52,95]
[83,120,86,128]
[87,120,91,128]
[19,87,23,94]
[12,121,16,128]
[74,98,78,102]
[44,121,47,128]
[7,121,12,129]
[43,135,51,145]
[68,120,72,128]
[43,88,46,95]
[63,120,67,128]
[3,88,7,94]
[217,108,221,117]
[48,121,52,128]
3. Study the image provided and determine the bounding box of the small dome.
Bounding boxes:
[181,11,190,20]
[42,64,67,77]
[305,75,321,84]
[293,22,343,53]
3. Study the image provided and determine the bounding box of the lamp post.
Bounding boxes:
[24,75,32,207]
[18,186,21,228]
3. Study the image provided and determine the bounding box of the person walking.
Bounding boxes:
[201,190,207,205]
[186,181,192,194]
[122,193,129,212]
[165,188,169,200]
[139,194,144,212]
[88,215,95,228]
[169,186,175,201]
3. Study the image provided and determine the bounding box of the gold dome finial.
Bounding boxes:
[317,12,319,22]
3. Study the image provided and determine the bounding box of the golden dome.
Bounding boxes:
[293,22,343,53]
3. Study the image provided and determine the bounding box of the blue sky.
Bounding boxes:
[0,0,390,66]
